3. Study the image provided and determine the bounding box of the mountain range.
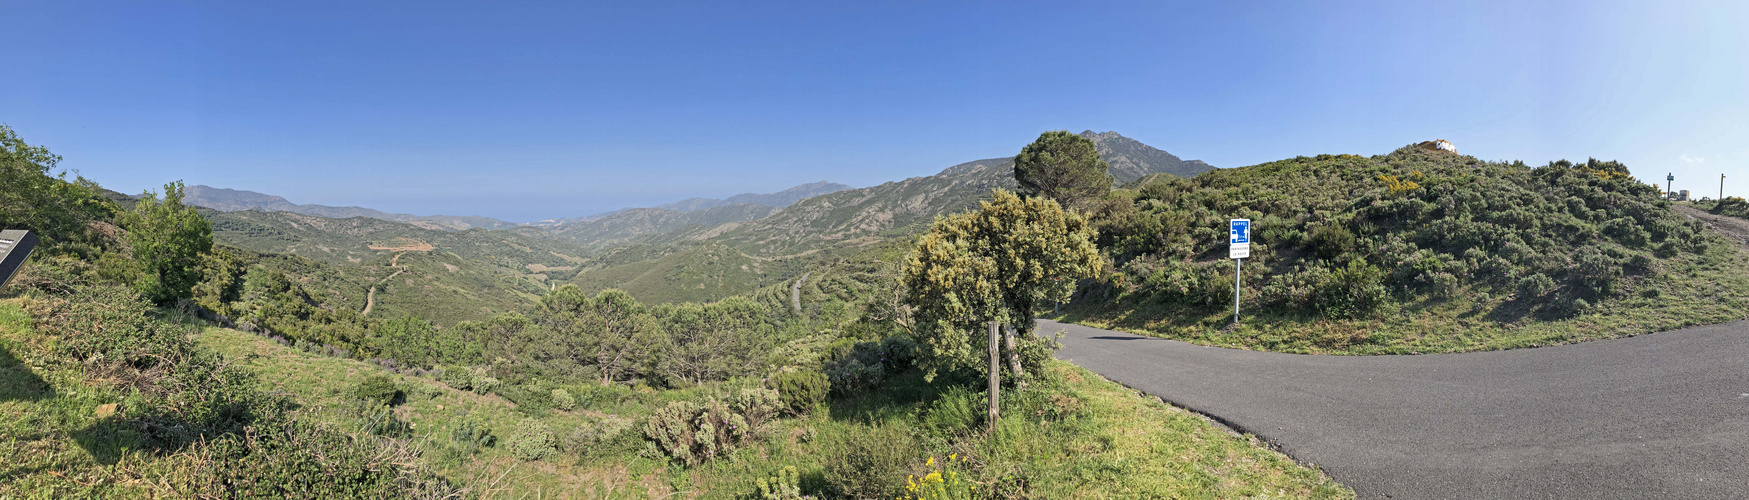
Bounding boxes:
[183,185,525,231]
[191,131,1214,304]
[563,130,1217,302]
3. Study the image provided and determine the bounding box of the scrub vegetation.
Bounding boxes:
[3,124,1348,498]
[1057,146,1749,354]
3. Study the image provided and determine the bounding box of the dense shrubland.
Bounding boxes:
[2,124,457,497]
[1065,146,1749,353]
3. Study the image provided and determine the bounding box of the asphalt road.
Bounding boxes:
[1042,318,1749,499]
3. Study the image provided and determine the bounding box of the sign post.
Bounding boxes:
[1667,173,1675,201]
[1230,219,1250,324]
[0,230,39,290]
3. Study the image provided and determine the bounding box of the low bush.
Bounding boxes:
[1308,224,1356,259]
[1262,259,1387,318]
[450,413,497,451]
[1517,273,1556,300]
[352,403,412,437]
[821,422,922,499]
[755,466,804,500]
[509,418,556,461]
[551,388,576,411]
[469,368,499,395]
[642,386,780,466]
[352,374,403,407]
[825,336,919,396]
[769,370,829,415]
[559,416,633,456]
[919,385,981,436]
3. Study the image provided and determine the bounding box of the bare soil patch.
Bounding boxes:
[1674,205,1749,248]
[367,239,435,252]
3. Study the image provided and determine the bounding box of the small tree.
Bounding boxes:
[588,289,664,385]
[902,189,1102,384]
[1013,130,1113,211]
[126,181,213,304]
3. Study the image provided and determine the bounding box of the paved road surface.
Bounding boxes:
[1043,318,1749,499]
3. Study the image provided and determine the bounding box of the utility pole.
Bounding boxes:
[1724,173,1728,202]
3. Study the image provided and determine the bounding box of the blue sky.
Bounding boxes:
[3,1,1745,222]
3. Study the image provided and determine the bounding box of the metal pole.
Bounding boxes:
[1233,258,1242,324]
[988,320,1000,425]
[1724,174,1728,202]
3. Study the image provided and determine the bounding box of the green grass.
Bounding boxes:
[1052,235,1749,355]
[0,300,211,497]
[196,324,1351,498]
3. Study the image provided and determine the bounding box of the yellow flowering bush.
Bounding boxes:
[901,454,974,500]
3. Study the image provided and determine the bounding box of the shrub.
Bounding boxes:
[1572,246,1623,296]
[822,423,922,499]
[826,355,884,397]
[756,466,804,500]
[1308,224,1356,260]
[1517,273,1557,299]
[437,365,472,391]
[920,385,981,436]
[199,418,457,498]
[1601,217,1650,247]
[825,335,920,397]
[450,413,497,450]
[551,388,576,411]
[352,374,403,407]
[469,367,499,395]
[1261,260,1387,318]
[770,370,829,415]
[560,416,633,456]
[353,403,412,437]
[642,387,779,466]
[509,418,556,461]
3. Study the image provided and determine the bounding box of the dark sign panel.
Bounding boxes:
[0,230,39,290]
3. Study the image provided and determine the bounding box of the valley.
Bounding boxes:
[5,123,1745,499]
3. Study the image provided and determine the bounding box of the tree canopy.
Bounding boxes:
[902,189,1102,381]
[1013,130,1113,211]
[126,181,213,304]
[0,124,107,246]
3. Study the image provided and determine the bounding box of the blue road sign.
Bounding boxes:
[1230,219,1250,260]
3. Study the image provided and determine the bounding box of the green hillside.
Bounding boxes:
[206,208,590,273]
[1057,146,1749,354]
[541,203,782,252]
[566,131,1210,303]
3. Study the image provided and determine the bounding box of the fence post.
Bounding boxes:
[988,320,1001,426]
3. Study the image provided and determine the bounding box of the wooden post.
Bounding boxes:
[988,320,1000,425]
[1003,323,1026,390]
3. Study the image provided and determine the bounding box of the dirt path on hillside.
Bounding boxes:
[1673,205,1749,248]
[362,252,408,316]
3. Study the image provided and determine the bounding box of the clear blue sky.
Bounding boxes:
[3,1,1744,222]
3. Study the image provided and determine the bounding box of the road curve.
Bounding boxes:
[1043,318,1749,499]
